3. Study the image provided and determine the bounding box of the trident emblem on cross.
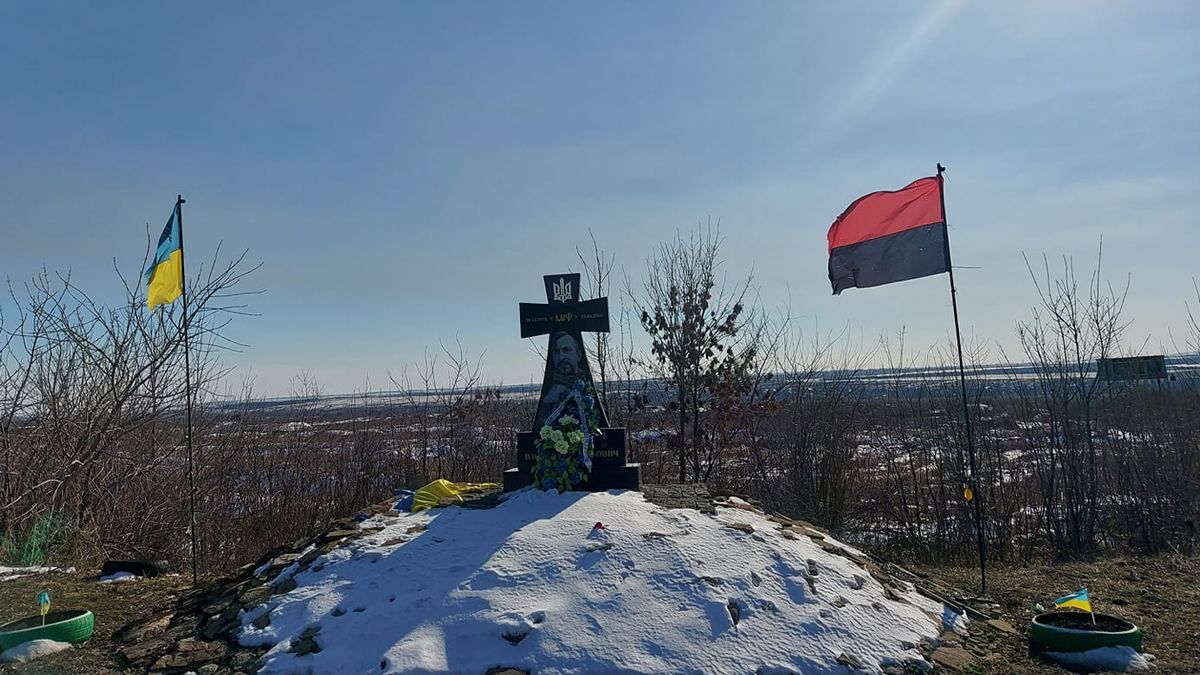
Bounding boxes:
[552,277,572,303]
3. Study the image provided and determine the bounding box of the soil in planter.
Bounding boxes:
[1038,612,1132,633]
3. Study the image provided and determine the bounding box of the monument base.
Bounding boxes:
[503,427,641,492]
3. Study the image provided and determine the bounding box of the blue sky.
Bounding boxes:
[2,1,1197,396]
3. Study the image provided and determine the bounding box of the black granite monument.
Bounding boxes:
[503,273,640,492]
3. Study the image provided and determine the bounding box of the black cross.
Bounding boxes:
[520,273,610,431]
[519,273,609,338]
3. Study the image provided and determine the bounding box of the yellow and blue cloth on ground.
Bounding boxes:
[1054,587,1092,613]
[146,203,183,309]
[410,479,498,512]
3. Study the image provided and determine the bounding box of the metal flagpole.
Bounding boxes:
[176,194,199,586]
[937,164,987,594]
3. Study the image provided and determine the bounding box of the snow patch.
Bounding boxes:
[99,571,140,583]
[0,639,72,663]
[941,605,969,635]
[0,565,59,582]
[1045,646,1154,672]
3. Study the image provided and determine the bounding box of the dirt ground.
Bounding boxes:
[1,554,1196,673]
[0,570,190,674]
[917,553,1200,674]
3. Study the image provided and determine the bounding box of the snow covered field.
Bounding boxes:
[237,489,949,674]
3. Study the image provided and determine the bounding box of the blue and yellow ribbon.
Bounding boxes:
[540,380,594,472]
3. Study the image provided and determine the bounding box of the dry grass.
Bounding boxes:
[919,553,1200,673]
[0,571,190,674]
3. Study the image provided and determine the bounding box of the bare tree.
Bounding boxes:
[629,222,759,483]
[577,230,616,411]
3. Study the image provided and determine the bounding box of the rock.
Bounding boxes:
[273,578,297,594]
[903,658,933,673]
[298,547,324,567]
[198,664,221,675]
[290,635,321,655]
[270,552,302,567]
[228,651,259,671]
[202,615,235,640]
[201,596,234,615]
[835,652,863,669]
[816,539,843,554]
[939,630,963,645]
[406,524,428,534]
[118,612,174,643]
[985,618,1017,635]
[725,522,754,534]
[150,639,226,671]
[930,646,977,671]
[321,528,359,542]
[381,537,406,547]
[252,612,271,629]
[119,635,174,663]
[238,585,271,609]
[289,628,323,656]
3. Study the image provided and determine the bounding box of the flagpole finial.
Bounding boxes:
[177,194,186,204]
[937,163,946,175]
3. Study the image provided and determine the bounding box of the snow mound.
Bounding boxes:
[1045,646,1154,672]
[239,489,945,674]
[0,639,72,663]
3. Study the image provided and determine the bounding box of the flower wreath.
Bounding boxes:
[532,379,603,492]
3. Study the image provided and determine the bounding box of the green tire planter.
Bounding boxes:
[0,610,94,651]
[1029,611,1142,654]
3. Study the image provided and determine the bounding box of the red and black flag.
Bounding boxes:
[827,176,949,295]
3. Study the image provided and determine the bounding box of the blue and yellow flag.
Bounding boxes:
[146,202,183,309]
[1054,587,1092,613]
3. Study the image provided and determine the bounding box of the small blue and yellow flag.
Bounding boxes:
[146,201,183,309]
[38,590,50,616]
[1054,587,1092,613]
